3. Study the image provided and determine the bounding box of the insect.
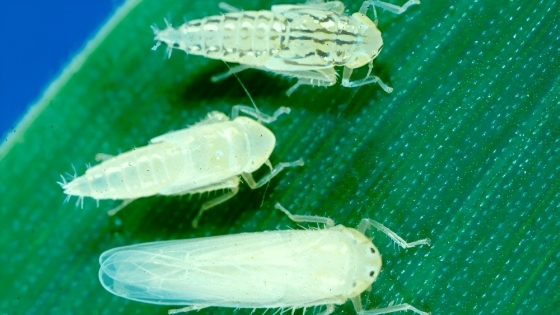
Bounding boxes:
[60,106,303,227]
[99,203,431,315]
[152,0,420,96]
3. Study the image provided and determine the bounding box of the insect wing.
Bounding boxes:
[99,232,293,306]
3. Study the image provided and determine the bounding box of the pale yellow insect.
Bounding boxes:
[99,203,431,315]
[153,0,420,96]
[60,106,303,227]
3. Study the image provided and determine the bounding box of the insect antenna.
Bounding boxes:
[224,64,275,207]
[257,161,274,208]
[223,62,263,123]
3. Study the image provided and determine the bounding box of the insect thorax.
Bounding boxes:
[279,10,375,67]
[233,117,275,173]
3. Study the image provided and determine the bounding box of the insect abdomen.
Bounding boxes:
[156,11,289,66]
[64,143,185,200]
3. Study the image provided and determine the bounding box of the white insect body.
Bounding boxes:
[99,203,431,315]
[153,0,420,95]
[61,106,303,226]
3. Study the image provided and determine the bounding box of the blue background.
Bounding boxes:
[0,1,121,139]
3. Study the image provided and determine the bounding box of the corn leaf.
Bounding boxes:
[1,0,558,314]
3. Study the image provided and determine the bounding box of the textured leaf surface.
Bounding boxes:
[0,0,558,314]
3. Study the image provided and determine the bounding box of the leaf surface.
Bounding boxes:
[0,0,558,314]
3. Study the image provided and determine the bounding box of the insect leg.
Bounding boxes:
[163,177,240,227]
[288,68,337,96]
[267,68,337,96]
[214,63,336,96]
[242,159,304,188]
[275,203,335,228]
[357,219,431,249]
[211,65,252,82]
[168,305,208,314]
[361,0,420,16]
[107,199,135,216]
[231,105,290,123]
[194,186,240,227]
[316,304,335,315]
[218,2,242,13]
[351,295,430,315]
[341,64,393,93]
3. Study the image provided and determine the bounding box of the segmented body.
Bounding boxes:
[156,5,380,70]
[61,107,302,222]
[166,11,288,66]
[63,115,253,200]
[153,0,417,94]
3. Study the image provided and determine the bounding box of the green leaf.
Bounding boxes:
[1,0,558,314]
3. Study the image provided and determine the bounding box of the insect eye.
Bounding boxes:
[370,247,376,254]
[370,271,375,277]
